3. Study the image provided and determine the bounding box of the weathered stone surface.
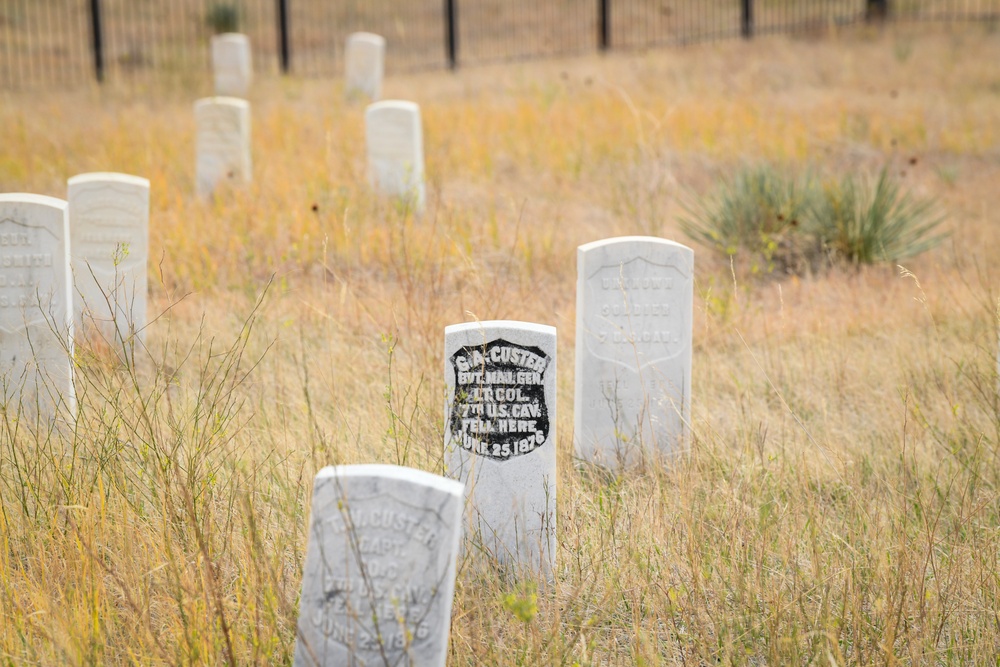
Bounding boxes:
[0,194,75,417]
[68,172,149,348]
[195,97,251,198]
[365,100,425,214]
[445,320,557,576]
[211,33,252,97]
[294,464,464,667]
[345,32,385,101]
[574,236,693,467]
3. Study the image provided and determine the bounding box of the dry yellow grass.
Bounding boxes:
[3,22,1000,665]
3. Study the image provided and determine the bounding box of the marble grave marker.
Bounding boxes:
[211,33,252,97]
[574,237,693,467]
[294,464,463,667]
[0,194,75,417]
[68,172,149,348]
[365,100,425,213]
[345,32,385,101]
[195,97,252,198]
[445,321,557,575]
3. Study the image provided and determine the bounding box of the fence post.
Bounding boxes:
[277,0,290,73]
[741,0,754,38]
[599,0,610,50]
[445,0,458,69]
[88,0,105,82]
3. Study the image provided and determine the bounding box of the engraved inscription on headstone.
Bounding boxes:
[574,237,693,467]
[195,97,252,198]
[294,465,463,667]
[345,32,385,101]
[365,100,425,214]
[211,33,252,97]
[445,321,557,575]
[0,194,75,417]
[68,173,149,348]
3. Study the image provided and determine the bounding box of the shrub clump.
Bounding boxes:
[206,3,240,34]
[681,165,947,275]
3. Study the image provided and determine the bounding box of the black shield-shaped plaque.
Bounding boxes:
[449,338,551,462]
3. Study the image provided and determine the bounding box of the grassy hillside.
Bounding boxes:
[2,23,1000,664]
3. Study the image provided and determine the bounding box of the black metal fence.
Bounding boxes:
[2,0,998,90]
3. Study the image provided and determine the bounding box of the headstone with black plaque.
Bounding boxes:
[0,194,75,418]
[293,464,464,667]
[444,320,557,576]
[574,236,693,467]
[68,172,149,350]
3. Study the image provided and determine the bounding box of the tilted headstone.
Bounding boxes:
[0,194,75,416]
[211,33,253,97]
[194,97,252,198]
[445,321,557,576]
[345,32,385,101]
[365,100,425,214]
[68,173,149,349]
[294,464,463,667]
[574,237,693,467]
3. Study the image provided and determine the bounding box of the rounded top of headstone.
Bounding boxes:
[445,320,556,337]
[578,236,693,255]
[347,32,386,46]
[0,193,68,211]
[68,172,150,188]
[366,100,420,116]
[212,33,250,44]
[194,96,251,110]
[316,464,464,496]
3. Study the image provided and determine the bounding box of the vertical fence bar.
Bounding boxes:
[88,0,104,82]
[277,0,290,73]
[599,0,610,50]
[741,0,753,38]
[445,0,458,69]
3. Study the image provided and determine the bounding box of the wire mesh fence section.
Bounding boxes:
[1,0,92,89]
[288,0,444,76]
[457,0,598,66]
[893,0,1000,18]
[752,0,867,37]
[2,0,1000,90]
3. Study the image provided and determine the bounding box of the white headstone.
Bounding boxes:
[68,173,149,350]
[194,97,252,199]
[345,32,385,101]
[0,194,75,416]
[574,236,693,467]
[294,465,463,667]
[211,33,252,97]
[445,320,557,576]
[365,100,425,214]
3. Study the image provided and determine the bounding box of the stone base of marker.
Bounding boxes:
[445,320,557,577]
[68,172,150,356]
[294,465,463,667]
[574,236,693,468]
[0,194,76,421]
[195,97,252,199]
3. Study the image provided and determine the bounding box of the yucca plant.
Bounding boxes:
[811,168,947,265]
[206,3,240,34]
[679,165,819,275]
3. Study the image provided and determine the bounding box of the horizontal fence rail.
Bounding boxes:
[2,0,999,90]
